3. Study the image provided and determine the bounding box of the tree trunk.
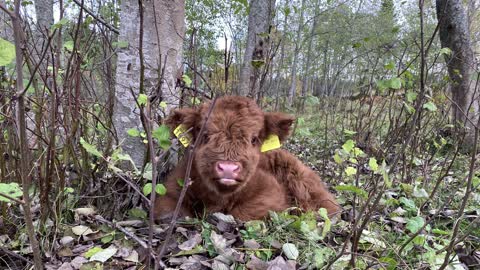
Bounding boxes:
[114,0,185,167]
[237,0,275,97]
[300,1,319,111]
[34,0,53,32]
[287,0,305,106]
[436,0,479,151]
[274,5,288,110]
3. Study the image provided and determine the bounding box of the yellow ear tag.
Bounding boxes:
[173,124,192,147]
[261,134,281,152]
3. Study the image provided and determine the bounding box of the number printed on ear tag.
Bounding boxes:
[261,134,281,152]
[174,124,192,147]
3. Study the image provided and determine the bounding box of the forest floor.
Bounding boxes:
[1,121,480,270]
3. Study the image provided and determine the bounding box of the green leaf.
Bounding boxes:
[155,184,167,196]
[159,101,167,109]
[314,247,335,268]
[63,40,74,51]
[423,101,437,112]
[101,235,114,244]
[190,97,201,105]
[333,153,343,164]
[143,183,152,196]
[406,90,417,103]
[174,245,205,256]
[127,128,140,137]
[352,42,362,48]
[129,208,147,219]
[384,61,395,70]
[90,246,117,263]
[112,40,129,48]
[379,257,398,270]
[143,183,167,196]
[406,216,425,234]
[251,59,265,68]
[399,197,417,212]
[345,166,357,176]
[352,147,364,157]
[177,178,184,187]
[389,77,402,89]
[439,47,452,56]
[342,139,355,153]
[143,163,152,180]
[305,95,320,106]
[152,125,171,150]
[343,129,357,136]
[282,243,299,260]
[51,18,69,30]
[404,102,415,114]
[413,186,428,198]
[85,246,103,258]
[182,74,192,87]
[318,208,331,238]
[335,185,367,198]
[377,79,388,92]
[297,117,305,125]
[137,94,148,106]
[80,137,103,158]
[0,183,22,202]
[0,38,15,66]
[432,228,450,235]
[21,0,33,6]
[368,157,378,172]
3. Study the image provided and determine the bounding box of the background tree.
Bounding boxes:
[113,0,185,167]
[237,0,275,97]
[436,0,479,151]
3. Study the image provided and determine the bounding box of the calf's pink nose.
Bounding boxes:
[216,161,241,179]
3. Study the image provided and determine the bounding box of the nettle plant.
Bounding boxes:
[333,138,390,201]
[80,123,173,204]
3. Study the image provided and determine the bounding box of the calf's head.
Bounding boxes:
[166,96,294,194]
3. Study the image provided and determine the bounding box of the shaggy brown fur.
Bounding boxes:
[154,96,340,221]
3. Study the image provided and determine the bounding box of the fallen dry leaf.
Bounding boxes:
[70,256,88,269]
[124,250,139,263]
[60,236,75,246]
[244,239,261,249]
[178,233,202,251]
[246,255,269,270]
[71,225,94,236]
[58,247,74,257]
[267,256,296,270]
[74,207,96,217]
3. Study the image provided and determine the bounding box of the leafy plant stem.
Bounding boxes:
[156,96,218,266]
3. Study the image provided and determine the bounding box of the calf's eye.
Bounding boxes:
[251,136,259,146]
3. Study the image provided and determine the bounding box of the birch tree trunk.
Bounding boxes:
[274,6,288,110]
[34,0,53,32]
[287,0,305,106]
[300,1,319,111]
[436,0,479,151]
[237,0,275,97]
[114,0,185,167]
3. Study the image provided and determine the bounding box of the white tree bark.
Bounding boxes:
[114,0,185,167]
[237,0,275,97]
[34,0,53,31]
[437,0,479,151]
[287,0,305,106]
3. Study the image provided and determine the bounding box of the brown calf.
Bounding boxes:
[154,96,340,221]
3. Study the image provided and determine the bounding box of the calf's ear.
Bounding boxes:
[264,112,295,142]
[165,107,200,134]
